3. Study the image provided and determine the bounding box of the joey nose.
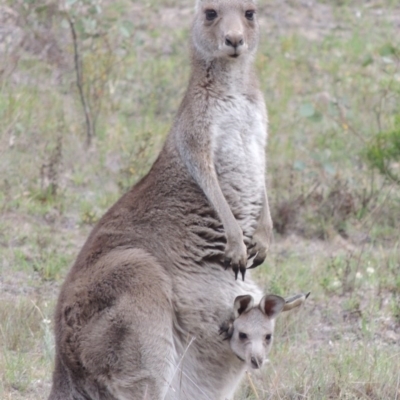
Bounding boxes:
[225,34,244,49]
[251,357,260,369]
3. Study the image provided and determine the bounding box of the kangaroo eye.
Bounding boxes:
[265,334,272,341]
[239,332,248,340]
[245,10,255,21]
[205,9,218,21]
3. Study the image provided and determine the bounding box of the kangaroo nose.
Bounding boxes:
[225,33,244,48]
[251,357,260,369]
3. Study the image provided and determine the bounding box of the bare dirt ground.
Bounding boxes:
[1,0,400,399]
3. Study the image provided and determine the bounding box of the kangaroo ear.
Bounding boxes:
[233,295,254,318]
[259,295,285,318]
[283,292,310,312]
[219,320,234,340]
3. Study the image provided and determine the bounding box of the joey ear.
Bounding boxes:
[219,320,234,340]
[233,295,254,318]
[259,295,285,318]
[283,292,310,312]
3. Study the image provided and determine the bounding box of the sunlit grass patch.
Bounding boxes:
[0,0,399,398]
[0,298,54,396]
[248,237,400,399]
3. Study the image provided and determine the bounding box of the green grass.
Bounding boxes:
[248,238,400,399]
[0,298,54,398]
[0,0,399,398]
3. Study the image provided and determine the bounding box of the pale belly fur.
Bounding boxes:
[167,271,263,400]
[166,95,267,400]
[212,94,267,239]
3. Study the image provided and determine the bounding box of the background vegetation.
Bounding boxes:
[0,0,399,398]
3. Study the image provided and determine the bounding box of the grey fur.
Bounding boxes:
[220,293,309,372]
[49,1,275,399]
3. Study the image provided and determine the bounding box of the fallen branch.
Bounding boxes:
[66,14,94,147]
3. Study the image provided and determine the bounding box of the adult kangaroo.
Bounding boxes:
[49,1,276,399]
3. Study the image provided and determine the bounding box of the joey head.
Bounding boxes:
[221,293,310,370]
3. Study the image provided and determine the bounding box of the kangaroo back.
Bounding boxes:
[49,1,274,399]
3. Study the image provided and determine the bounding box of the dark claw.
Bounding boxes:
[247,250,257,259]
[233,266,239,280]
[247,242,256,251]
[240,267,246,281]
[247,257,265,270]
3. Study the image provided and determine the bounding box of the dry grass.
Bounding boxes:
[0,0,399,398]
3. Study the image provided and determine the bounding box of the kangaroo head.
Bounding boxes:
[220,292,310,370]
[192,0,259,61]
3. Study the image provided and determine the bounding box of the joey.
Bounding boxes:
[221,293,310,370]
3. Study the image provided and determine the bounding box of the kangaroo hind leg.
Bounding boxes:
[78,248,176,400]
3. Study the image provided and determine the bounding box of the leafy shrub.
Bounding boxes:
[366,115,400,184]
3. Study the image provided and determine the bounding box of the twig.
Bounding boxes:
[346,183,395,293]
[395,372,400,400]
[170,365,213,400]
[352,387,373,400]
[246,371,260,400]
[91,35,114,133]
[164,336,197,399]
[326,102,367,144]
[29,299,46,321]
[66,14,94,147]
[360,183,394,228]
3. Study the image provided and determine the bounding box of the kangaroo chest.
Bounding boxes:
[211,93,267,236]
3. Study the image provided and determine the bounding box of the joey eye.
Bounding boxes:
[265,334,272,341]
[245,10,255,21]
[205,9,218,21]
[238,332,248,340]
